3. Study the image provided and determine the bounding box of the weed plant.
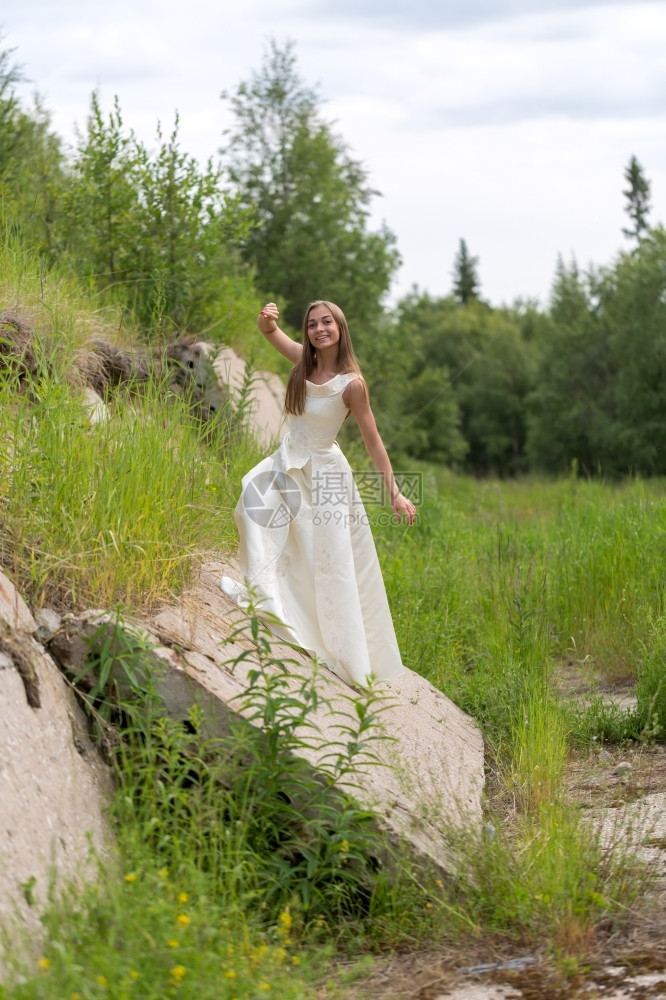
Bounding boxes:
[1,604,424,998]
[108,600,398,925]
[2,861,349,1000]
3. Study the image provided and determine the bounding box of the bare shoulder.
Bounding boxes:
[342,374,370,409]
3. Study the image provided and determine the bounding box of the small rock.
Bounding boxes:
[35,608,62,643]
[613,761,632,778]
[461,956,536,975]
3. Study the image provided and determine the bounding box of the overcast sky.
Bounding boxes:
[3,0,666,308]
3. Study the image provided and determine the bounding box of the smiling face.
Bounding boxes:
[305,304,341,352]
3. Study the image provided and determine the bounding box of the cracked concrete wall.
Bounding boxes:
[0,572,113,973]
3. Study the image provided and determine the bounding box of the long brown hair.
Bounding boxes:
[284,300,365,415]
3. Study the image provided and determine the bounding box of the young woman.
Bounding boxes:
[221,300,416,687]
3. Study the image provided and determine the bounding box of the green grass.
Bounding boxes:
[376,466,666,748]
[371,466,664,948]
[0,242,264,613]
[2,854,356,1000]
[2,237,665,993]
[0,374,262,612]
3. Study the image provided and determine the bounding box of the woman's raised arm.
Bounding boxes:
[257,302,302,365]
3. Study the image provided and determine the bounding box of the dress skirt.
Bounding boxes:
[221,372,404,687]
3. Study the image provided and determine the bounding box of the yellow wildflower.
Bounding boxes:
[259,982,271,992]
[278,910,292,933]
[170,965,187,982]
[339,840,350,853]
[158,867,169,878]
[292,955,301,965]
[129,970,140,980]
[71,994,82,1000]
[123,873,137,883]
[96,975,108,986]
[176,913,191,929]
[435,878,444,888]
[224,970,237,979]
[167,939,180,949]
[37,957,51,970]
[177,892,189,904]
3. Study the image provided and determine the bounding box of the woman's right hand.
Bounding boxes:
[255,302,302,364]
[257,302,279,335]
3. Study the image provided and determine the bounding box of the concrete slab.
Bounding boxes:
[589,791,666,878]
[433,973,666,1000]
[0,569,36,634]
[49,558,485,875]
[212,346,286,447]
[0,638,113,971]
[148,558,485,872]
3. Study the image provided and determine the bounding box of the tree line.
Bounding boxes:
[1,39,664,477]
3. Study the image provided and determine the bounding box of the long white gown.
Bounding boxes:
[221,372,405,687]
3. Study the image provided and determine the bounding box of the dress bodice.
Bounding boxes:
[277,373,358,471]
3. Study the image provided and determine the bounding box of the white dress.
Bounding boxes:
[221,372,405,687]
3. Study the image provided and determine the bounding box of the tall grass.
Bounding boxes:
[0,375,261,611]
[0,240,264,612]
[373,466,664,948]
[2,238,664,992]
[378,467,666,746]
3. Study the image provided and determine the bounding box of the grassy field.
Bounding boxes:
[379,469,666,742]
[1,242,665,997]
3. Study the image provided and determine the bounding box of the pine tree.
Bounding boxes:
[221,40,399,330]
[622,155,651,241]
[452,239,480,305]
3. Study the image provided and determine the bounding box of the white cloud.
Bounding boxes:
[301,0,634,31]
[2,0,666,308]
[376,115,666,306]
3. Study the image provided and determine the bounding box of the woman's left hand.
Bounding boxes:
[392,492,417,525]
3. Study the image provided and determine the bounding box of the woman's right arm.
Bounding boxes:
[257,303,302,365]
